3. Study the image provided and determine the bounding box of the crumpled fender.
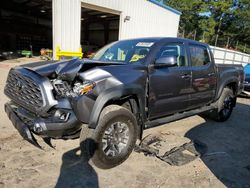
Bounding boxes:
[87,84,146,129]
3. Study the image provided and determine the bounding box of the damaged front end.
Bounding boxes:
[5,102,41,148]
[4,59,98,148]
[4,102,81,148]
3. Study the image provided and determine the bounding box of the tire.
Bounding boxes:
[80,105,138,169]
[209,88,235,122]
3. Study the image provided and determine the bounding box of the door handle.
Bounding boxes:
[208,73,215,77]
[181,74,191,79]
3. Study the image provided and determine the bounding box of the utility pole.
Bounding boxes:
[202,31,205,42]
[244,43,247,52]
[236,40,239,50]
[202,29,208,43]
[194,29,197,40]
[226,37,230,48]
[215,16,223,47]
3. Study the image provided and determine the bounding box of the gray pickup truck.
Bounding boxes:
[4,38,244,169]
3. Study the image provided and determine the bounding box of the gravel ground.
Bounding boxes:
[0,58,250,188]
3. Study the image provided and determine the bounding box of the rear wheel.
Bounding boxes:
[80,105,138,169]
[209,88,235,122]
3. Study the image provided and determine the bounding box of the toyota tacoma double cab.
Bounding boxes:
[4,38,244,169]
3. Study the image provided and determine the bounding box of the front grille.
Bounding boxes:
[4,69,44,112]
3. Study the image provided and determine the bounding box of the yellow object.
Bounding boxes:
[55,46,83,60]
[130,54,145,62]
[121,51,126,61]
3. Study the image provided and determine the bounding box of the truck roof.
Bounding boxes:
[119,37,209,47]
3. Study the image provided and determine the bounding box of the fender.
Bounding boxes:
[88,84,146,129]
[215,76,238,101]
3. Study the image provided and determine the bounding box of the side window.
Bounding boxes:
[157,43,188,67]
[189,45,210,66]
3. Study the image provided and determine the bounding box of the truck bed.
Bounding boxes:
[216,64,244,95]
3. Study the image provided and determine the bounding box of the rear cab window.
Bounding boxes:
[189,44,211,67]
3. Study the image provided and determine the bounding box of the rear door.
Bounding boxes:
[188,44,217,108]
[148,42,192,119]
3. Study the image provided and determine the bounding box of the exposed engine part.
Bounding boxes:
[52,79,76,98]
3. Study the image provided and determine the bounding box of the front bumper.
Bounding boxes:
[5,102,82,148]
[5,103,41,147]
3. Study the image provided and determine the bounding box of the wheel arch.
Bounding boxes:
[88,85,146,134]
[216,77,238,101]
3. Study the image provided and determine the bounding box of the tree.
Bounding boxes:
[164,0,250,53]
[198,17,216,43]
[164,0,208,39]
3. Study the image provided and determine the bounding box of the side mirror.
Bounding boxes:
[154,56,178,68]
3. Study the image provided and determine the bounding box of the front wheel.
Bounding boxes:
[80,105,138,169]
[210,88,235,122]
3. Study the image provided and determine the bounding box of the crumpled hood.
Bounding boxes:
[27,58,125,82]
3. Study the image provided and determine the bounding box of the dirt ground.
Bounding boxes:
[0,58,250,188]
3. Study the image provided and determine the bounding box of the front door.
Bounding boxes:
[148,42,192,119]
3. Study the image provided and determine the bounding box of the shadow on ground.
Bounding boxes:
[185,102,250,187]
[56,102,250,187]
[55,145,99,188]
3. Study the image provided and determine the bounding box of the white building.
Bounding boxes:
[53,0,181,58]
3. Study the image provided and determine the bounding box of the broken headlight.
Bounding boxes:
[73,80,96,95]
[52,79,96,98]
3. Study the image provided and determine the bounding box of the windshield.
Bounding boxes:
[91,39,157,64]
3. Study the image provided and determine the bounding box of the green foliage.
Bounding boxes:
[165,0,208,38]
[164,0,250,53]
[198,17,216,43]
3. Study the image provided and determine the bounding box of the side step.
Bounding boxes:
[145,104,216,129]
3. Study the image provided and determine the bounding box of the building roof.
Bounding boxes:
[148,0,182,15]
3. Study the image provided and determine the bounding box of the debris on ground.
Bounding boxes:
[135,134,207,166]
[134,134,161,156]
[159,140,207,166]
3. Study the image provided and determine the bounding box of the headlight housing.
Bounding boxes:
[73,80,96,95]
[52,79,96,98]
